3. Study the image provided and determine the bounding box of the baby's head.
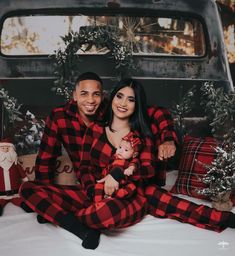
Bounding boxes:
[116,132,142,160]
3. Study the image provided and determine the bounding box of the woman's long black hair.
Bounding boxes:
[105,78,152,138]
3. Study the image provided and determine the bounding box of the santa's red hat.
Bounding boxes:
[0,138,15,148]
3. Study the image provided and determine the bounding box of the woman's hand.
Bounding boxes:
[158,141,176,161]
[97,174,119,196]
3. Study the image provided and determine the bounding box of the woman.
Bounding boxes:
[19,78,155,250]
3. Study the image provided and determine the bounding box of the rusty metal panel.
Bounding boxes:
[0,0,233,90]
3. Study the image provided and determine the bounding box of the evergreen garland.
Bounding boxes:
[200,81,235,140]
[52,26,137,100]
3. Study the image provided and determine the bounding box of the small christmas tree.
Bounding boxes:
[197,141,235,197]
[196,82,235,209]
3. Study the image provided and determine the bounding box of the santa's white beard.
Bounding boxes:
[0,149,17,171]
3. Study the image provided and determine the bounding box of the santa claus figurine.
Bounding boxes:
[0,138,29,216]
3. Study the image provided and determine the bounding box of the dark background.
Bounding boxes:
[218,0,235,86]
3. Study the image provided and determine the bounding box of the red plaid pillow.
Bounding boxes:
[171,136,218,199]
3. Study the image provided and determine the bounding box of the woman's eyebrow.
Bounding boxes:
[117,91,135,99]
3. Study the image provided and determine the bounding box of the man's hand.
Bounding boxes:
[97,174,119,196]
[158,141,176,161]
[124,165,135,176]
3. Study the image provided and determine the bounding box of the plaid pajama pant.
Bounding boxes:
[19,181,147,230]
[93,181,137,202]
[145,184,231,232]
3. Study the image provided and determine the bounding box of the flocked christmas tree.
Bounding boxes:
[196,82,235,209]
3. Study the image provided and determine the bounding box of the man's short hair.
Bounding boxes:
[75,72,103,87]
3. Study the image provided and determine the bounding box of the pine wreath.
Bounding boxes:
[52,26,137,100]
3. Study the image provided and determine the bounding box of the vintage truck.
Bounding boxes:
[0,0,234,139]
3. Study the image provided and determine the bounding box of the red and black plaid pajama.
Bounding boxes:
[20,181,147,229]
[20,101,231,232]
[93,158,138,202]
[20,112,156,229]
[34,100,89,183]
[147,106,178,186]
[35,102,176,186]
[93,182,137,202]
[145,106,231,232]
[76,123,155,229]
[145,184,231,232]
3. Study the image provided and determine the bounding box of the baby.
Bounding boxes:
[94,131,142,202]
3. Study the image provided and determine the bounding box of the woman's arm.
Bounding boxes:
[132,136,155,181]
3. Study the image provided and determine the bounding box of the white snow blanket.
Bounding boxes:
[0,171,234,256]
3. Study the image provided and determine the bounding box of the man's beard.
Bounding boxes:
[0,149,17,170]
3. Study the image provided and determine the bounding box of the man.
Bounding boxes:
[20,72,104,249]
[35,72,104,184]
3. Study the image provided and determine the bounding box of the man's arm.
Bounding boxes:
[147,106,178,186]
[78,125,97,191]
[148,105,178,160]
[35,110,62,183]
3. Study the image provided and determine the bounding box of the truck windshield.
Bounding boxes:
[1,14,206,57]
